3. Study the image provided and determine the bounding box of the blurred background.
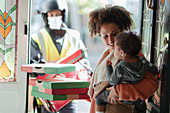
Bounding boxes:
[30,0,141,69]
[29,0,141,112]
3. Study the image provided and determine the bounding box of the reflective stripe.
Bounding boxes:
[40,28,71,62]
[36,97,43,105]
[37,32,46,60]
[33,27,77,62]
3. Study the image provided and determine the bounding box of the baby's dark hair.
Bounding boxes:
[88,6,134,38]
[115,32,141,57]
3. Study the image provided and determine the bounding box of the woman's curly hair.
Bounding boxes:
[88,6,134,38]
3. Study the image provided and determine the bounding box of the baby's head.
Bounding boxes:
[114,31,141,60]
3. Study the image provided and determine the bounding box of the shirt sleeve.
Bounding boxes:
[147,62,159,75]
[78,39,90,66]
[30,38,43,64]
[106,65,122,86]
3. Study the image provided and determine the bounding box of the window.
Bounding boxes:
[0,0,17,81]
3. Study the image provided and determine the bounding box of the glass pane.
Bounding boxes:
[0,0,17,81]
[154,0,165,69]
[141,0,153,61]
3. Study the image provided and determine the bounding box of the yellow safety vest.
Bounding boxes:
[31,28,85,106]
[31,28,71,62]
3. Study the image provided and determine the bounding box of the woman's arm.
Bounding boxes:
[107,70,159,102]
[107,51,158,102]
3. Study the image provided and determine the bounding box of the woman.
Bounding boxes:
[88,6,159,113]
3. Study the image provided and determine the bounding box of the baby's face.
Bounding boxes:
[114,41,123,60]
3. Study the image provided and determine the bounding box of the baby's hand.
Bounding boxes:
[106,60,112,65]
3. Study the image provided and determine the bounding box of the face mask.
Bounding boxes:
[47,16,63,30]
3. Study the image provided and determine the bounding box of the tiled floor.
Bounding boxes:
[28,100,91,113]
[77,100,91,113]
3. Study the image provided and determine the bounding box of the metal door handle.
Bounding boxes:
[24,23,28,35]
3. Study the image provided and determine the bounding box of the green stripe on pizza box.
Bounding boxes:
[21,64,76,74]
[31,90,67,100]
[58,49,83,64]
[43,81,89,89]
[44,64,76,74]
[32,86,39,91]
[67,55,82,64]
[32,86,89,95]
[31,90,90,101]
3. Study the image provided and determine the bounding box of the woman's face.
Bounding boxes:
[100,23,120,51]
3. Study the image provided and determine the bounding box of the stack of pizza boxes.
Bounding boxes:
[21,49,90,101]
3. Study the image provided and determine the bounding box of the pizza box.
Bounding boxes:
[31,90,90,101]
[57,49,84,64]
[21,63,76,74]
[32,86,89,95]
[29,78,89,89]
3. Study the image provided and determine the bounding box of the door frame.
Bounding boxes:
[0,0,29,113]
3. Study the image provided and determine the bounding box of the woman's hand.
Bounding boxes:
[88,84,94,100]
[106,86,119,104]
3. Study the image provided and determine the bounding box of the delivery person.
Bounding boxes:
[30,0,90,112]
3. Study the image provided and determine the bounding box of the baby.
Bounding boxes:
[95,32,158,113]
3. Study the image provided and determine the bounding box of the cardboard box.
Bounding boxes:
[57,49,83,64]
[21,63,76,74]
[32,86,89,95]
[29,78,89,89]
[31,90,90,101]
